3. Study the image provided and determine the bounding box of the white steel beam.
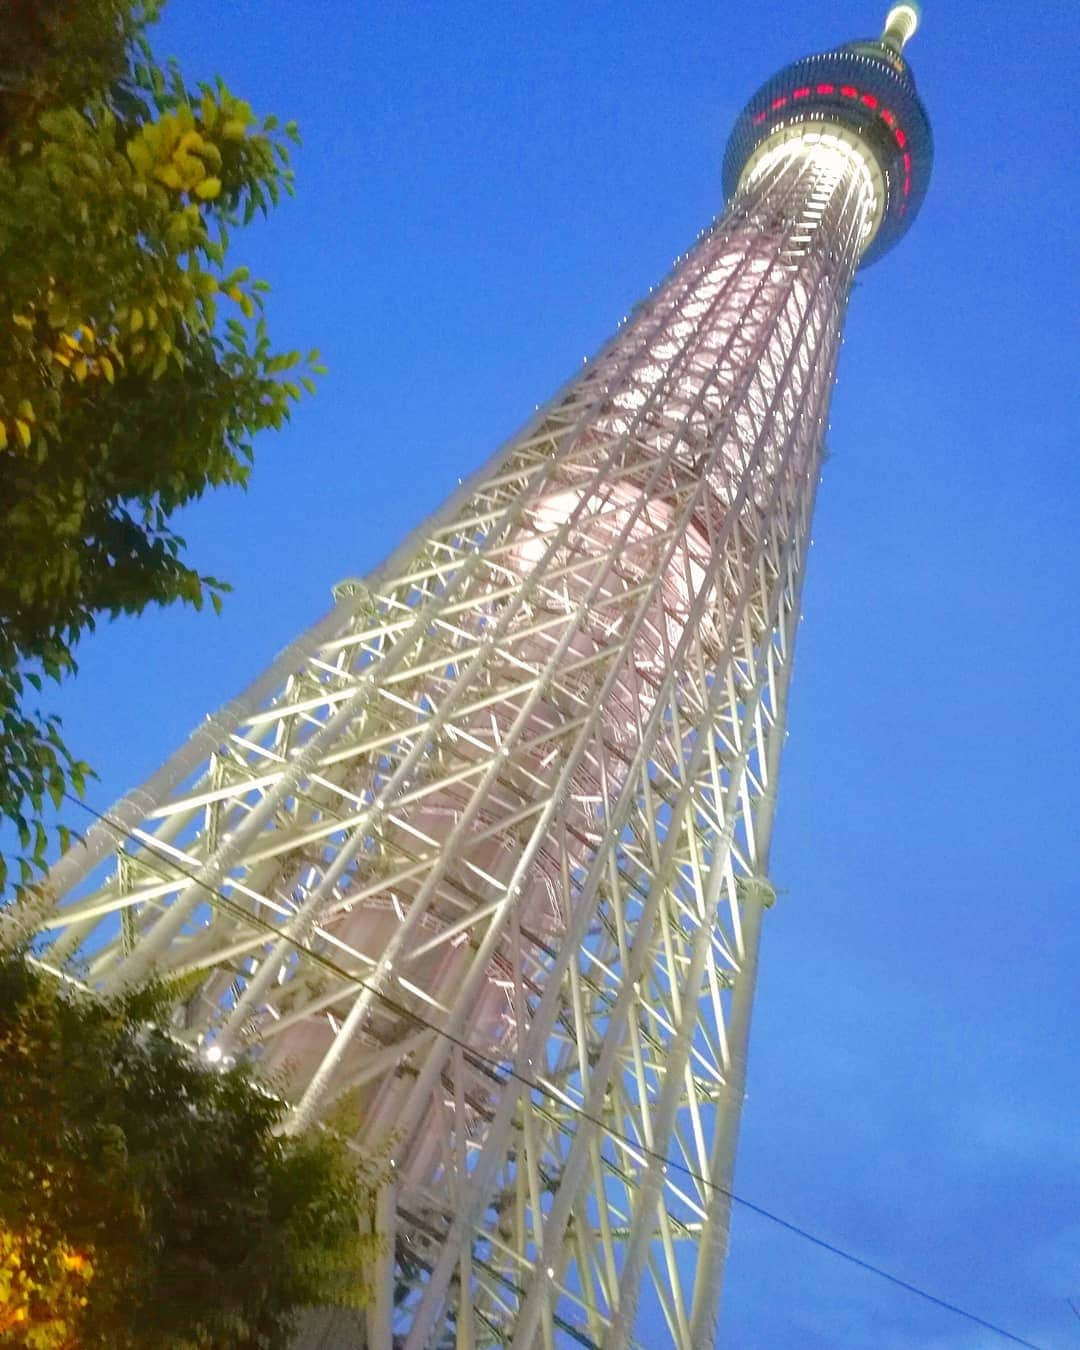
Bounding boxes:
[29,136,873,1347]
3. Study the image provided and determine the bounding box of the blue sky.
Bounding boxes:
[46,2,1078,1345]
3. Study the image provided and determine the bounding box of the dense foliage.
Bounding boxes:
[0,949,380,1348]
[0,0,322,888]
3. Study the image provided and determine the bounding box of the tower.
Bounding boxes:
[33,6,931,1346]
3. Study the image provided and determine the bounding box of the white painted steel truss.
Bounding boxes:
[32,140,871,1347]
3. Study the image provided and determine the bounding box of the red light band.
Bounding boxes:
[748,82,917,215]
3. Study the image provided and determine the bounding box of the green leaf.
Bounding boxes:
[0,27,313,881]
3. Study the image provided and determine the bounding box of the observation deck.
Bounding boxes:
[723,3,932,266]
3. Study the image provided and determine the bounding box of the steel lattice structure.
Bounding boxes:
[27,7,931,1347]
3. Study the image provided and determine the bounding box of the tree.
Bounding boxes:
[0,0,323,889]
[0,1224,95,1348]
[0,948,383,1348]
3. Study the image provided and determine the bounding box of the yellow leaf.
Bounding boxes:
[221,118,248,141]
[154,162,183,190]
[17,400,34,422]
[175,156,203,189]
[12,313,33,330]
[14,419,31,448]
[176,129,206,158]
[126,136,153,174]
[0,422,7,450]
[130,308,143,333]
[100,355,115,383]
[195,176,222,201]
[157,111,181,155]
[73,359,89,383]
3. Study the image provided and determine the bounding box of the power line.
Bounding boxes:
[52,790,1046,1350]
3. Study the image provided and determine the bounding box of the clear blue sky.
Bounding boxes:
[49,2,1079,1345]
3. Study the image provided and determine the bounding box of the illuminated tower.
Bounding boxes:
[33,7,931,1346]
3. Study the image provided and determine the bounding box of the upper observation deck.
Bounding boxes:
[723,4,932,267]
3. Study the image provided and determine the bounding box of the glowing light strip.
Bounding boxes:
[749,79,915,196]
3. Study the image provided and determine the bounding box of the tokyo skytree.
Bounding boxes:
[32,6,931,1346]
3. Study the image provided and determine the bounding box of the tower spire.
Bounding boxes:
[881,2,921,54]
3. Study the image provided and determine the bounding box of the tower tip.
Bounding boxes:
[882,3,920,53]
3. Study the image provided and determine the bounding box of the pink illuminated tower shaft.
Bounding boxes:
[33,8,931,1346]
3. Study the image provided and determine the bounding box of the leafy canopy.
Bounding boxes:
[0,0,324,890]
[0,949,381,1348]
